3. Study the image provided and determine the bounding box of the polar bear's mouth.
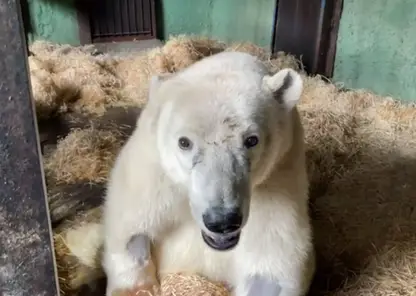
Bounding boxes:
[201,231,241,251]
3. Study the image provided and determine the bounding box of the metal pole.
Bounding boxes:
[0,0,60,295]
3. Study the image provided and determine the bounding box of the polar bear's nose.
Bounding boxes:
[203,210,243,234]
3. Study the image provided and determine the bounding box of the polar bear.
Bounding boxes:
[102,51,315,296]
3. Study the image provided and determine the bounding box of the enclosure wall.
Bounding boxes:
[333,0,416,102]
[159,0,276,48]
[26,0,80,45]
[26,0,276,48]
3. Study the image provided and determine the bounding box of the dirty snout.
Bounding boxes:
[190,150,251,251]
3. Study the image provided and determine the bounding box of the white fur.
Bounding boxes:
[102,51,315,296]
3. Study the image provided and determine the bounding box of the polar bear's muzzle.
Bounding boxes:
[201,230,241,251]
[200,208,243,251]
[189,148,250,251]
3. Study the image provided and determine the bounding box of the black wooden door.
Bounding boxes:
[272,0,344,78]
[78,0,157,43]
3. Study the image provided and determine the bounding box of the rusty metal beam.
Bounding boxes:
[0,0,60,295]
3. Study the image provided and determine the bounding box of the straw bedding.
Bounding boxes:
[30,35,416,296]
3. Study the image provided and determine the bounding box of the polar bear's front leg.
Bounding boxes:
[102,159,167,295]
[103,229,160,296]
[234,276,282,296]
[234,275,308,296]
[233,245,315,296]
[233,206,315,296]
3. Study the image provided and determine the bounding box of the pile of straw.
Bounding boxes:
[30,36,416,296]
[30,36,299,119]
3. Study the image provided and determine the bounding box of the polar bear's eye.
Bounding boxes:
[244,136,259,149]
[178,137,193,150]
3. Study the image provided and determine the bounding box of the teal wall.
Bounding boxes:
[26,0,416,101]
[333,0,416,102]
[160,0,276,48]
[26,0,276,48]
[26,0,80,45]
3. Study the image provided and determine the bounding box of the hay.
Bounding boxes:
[224,42,302,73]
[332,242,416,296]
[299,76,416,295]
[29,35,300,117]
[31,36,416,296]
[116,35,228,105]
[28,41,126,118]
[54,207,104,295]
[43,127,127,184]
[161,274,230,296]
[41,107,140,224]
[116,35,295,105]
[54,208,230,296]
[29,56,60,119]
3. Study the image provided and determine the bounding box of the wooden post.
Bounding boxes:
[0,0,60,295]
[272,0,344,78]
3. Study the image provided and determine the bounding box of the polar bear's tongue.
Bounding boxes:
[201,231,240,251]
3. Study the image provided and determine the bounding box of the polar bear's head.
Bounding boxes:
[148,53,303,251]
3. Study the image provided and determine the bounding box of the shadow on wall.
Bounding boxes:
[21,0,33,51]
[154,0,165,40]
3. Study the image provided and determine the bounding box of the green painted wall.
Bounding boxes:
[26,0,80,45]
[159,0,276,48]
[26,0,275,48]
[333,0,416,101]
[26,0,416,101]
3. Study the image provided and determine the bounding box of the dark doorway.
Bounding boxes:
[272,0,344,78]
[77,0,157,44]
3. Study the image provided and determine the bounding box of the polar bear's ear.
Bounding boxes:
[149,73,173,101]
[262,68,303,110]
